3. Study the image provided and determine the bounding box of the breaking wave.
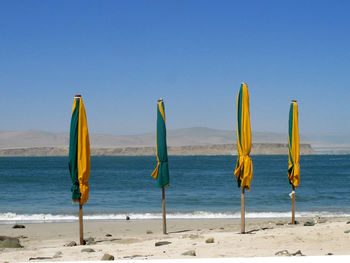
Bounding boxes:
[1,211,349,224]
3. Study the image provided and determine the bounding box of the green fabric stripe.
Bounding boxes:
[68,99,81,201]
[156,101,169,188]
[157,162,169,187]
[288,103,294,147]
[237,84,243,152]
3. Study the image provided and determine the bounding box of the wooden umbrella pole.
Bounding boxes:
[241,187,245,234]
[79,204,84,245]
[292,185,296,224]
[162,187,167,234]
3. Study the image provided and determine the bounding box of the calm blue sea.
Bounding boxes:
[0,155,349,223]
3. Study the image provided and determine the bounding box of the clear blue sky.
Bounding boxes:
[1,0,349,136]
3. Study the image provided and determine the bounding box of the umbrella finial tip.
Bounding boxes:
[75,94,82,98]
[291,99,297,103]
[158,98,163,102]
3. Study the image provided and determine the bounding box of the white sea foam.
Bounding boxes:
[0,211,349,224]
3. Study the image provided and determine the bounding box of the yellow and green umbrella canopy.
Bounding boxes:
[288,100,300,187]
[68,95,91,205]
[151,99,170,188]
[234,83,253,191]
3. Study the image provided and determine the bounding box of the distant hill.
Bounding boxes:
[0,127,287,148]
[0,143,315,157]
[0,127,348,154]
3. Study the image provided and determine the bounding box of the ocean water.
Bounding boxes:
[0,155,349,223]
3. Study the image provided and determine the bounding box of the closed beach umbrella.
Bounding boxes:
[234,83,253,234]
[288,100,300,224]
[68,95,91,245]
[151,99,169,234]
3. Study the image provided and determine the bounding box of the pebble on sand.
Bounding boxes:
[81,248,95,253]
[12,224,25,229]
[275,250,304,256]
[275,250,291,256]
[123,255,144,259]
[205,237,214,243]
[84,237,96,245]
[146,230,153,234]
[53,251,62,258]
[101,253,114,260]
[314,216,327,224]
[29,257,52,261]
[304,221,315,226]
[65,241,77,247]
[182,250,196,256]
[155,241,171,247]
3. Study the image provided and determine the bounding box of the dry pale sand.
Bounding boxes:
[1,217,350,261]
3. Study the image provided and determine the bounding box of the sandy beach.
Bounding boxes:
[1,217,350,261]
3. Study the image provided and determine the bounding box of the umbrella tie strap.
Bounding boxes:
[289,190,295,199]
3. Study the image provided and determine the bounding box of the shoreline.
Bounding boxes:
[0,217,314,225]
[1,211,350,225]
[1,217,350,260]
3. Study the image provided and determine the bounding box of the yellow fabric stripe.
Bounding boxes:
[151,162,160,179]
[239,83,252,156]
[72,98,77,114]
[158,101,166,122]
[289,102,300,187]
[77,98,91,205]
[234,83,253,191]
